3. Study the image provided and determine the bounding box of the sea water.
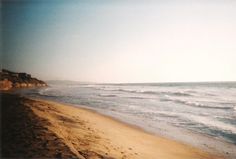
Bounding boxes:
[19,81,236,156]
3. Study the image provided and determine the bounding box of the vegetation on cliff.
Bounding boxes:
[0,69,47,90]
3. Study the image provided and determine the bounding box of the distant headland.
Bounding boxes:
[0,69,47,90]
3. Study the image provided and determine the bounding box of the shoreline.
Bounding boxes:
[1,93,226,158]
[30,94,236,159]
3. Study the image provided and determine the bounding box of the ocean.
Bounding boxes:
[19,81,236,155]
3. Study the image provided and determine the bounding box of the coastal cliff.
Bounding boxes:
[0,69,47,90]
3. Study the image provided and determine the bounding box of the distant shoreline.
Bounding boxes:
[0,69,47,90]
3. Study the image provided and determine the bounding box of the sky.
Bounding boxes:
[2,0,236,83]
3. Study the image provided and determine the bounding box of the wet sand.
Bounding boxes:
[1,93,224,159]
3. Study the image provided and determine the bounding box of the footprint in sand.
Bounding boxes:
[122,155,127,159]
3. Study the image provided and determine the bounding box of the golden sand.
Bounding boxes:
[2,93,224,159]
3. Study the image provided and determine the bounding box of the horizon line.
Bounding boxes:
[46,79,236,84]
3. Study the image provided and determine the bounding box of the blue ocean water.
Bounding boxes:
[21,82,236,147]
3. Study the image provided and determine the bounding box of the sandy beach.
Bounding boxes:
[1,93,224,159]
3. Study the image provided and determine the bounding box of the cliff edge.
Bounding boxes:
[0,69,47,90]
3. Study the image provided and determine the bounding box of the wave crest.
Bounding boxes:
[98,87,192,97]
[163,97,233,110]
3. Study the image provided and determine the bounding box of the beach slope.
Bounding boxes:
[1,93,223,159]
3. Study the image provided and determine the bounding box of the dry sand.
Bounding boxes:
[1,93,224,159]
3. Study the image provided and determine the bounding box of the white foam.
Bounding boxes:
[187,115,236,134]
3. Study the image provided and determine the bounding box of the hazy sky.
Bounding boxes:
[2,0,236,83]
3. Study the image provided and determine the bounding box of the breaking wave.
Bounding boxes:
[163,96,233,110]
[98,87,192,97]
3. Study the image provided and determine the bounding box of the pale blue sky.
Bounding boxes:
[2,0,236,83]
